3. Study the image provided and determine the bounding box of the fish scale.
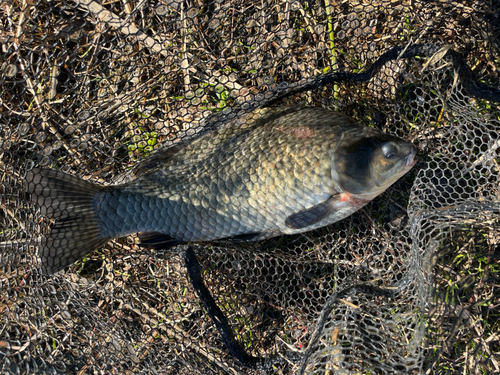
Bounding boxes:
[26,106,417,274]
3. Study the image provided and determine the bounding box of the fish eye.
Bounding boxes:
[382,142,397,159]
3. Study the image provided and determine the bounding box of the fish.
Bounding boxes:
[25,106,417,274]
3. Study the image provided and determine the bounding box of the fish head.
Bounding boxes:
[332,129,417,199]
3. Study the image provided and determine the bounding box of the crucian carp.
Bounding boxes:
[26,107,417,274]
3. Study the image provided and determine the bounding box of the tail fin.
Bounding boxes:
[25,168,111,274]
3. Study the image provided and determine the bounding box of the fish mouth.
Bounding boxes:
[405,149,417,167]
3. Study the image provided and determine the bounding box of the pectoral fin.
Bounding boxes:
[285,195,343,230]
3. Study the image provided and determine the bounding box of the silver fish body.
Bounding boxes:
[26,107,417,273]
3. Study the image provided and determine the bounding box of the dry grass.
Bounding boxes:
[0,0,499,374]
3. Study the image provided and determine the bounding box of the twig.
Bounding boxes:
[180,1,191,94]
[13,0,62,140]
[75,0,168,58]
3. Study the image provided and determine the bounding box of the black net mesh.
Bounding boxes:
[1,0,499,374]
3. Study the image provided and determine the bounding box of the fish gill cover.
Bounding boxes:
[0,1,499,374]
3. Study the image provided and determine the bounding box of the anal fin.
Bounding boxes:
[227,232,264,242]
[137,231,182,249]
